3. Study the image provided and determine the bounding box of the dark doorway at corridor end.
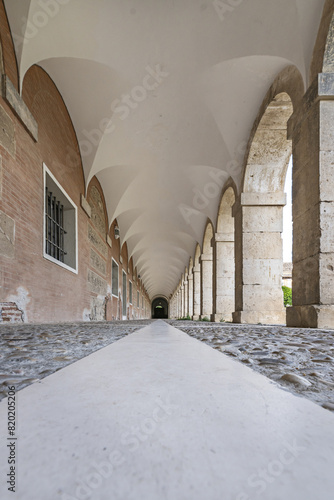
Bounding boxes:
[152,298,168,319]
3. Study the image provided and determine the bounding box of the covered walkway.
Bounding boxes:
[0,320,333,500]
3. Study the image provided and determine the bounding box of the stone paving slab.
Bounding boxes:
[169,320,334,411]
[0,320,334,500]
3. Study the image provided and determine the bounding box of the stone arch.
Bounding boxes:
[243,91,293,195]
[213,181,237,322]
[234,66,304,325]
[240,65,304,189]
[183,266,189,318]
[310,0,334,82]
[152,297,168,319]
[187,256,194,318]
[192,244,201,320]
[200,221,214,320]
[194,244,201,265]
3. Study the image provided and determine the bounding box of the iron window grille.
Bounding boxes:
[45,186,67,263]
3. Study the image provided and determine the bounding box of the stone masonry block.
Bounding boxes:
[0,105,15,157]
[292,160,319,219]
[242,206,284,233]
[248,129,290,166]
[320,151,334,202]
[319,202,334,253]
[292,256,320,306]
[242,284,284,311]
[2,76,38,141]
[87,269,107,296]
[320,101,334,151]
[243,232,282,260]
[293,205,320,263]
[0,210,15,258]
[243,259,283,286]
[319,253,334,304]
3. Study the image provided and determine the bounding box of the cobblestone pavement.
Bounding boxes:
[1,319,334,412]
[168,320,334,412]
[0,320,153,401]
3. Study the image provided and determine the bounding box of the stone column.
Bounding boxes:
[233,192,286,325]
[170,296,176,319]
[192,264,201,320]
[177,290,181,318]
[188,272,194,318]
[184,279,189,318]
[212,232,235,322]
[181,285,185,318]
[287,73,334,328]
[200,253,213,320]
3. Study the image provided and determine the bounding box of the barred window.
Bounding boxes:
[129,281,133,304]
[43,165,77,273]
[45,187,66,262]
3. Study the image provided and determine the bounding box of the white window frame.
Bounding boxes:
[43,164,78,274]
[111,258,119,297]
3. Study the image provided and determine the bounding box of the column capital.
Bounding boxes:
[193,264,201,273]
[232,192,286,216]
[288,72,334,138]
[201,253,213,262]
[214,232,234,243]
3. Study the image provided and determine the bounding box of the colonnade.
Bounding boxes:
[170,9,334,330]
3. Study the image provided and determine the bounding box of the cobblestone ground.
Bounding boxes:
[0,320,153,401]
[1,320,334,412]
[168,320,334,412]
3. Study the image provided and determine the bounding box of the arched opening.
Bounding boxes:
[287,9,334,328]
[188,257,194,318]
[152,297,168,319]
[282,156,293,305]
[213,185,236,322]
[192,244,201,320]
[200,222,214,320]
[234,90,295,325]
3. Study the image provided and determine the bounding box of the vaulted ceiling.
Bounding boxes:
[4,0,325,298]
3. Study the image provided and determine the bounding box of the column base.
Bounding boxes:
[199,314,212,321]
[286,305,334,329]
[233,309,286,325]
[192,315,200,321]
[211,313,233,323]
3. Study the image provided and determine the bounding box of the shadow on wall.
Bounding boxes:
[152,298,168,319]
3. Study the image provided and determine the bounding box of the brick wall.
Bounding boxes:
[0,4,151,323]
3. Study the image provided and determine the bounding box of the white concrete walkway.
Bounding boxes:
[1,320,334,500]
